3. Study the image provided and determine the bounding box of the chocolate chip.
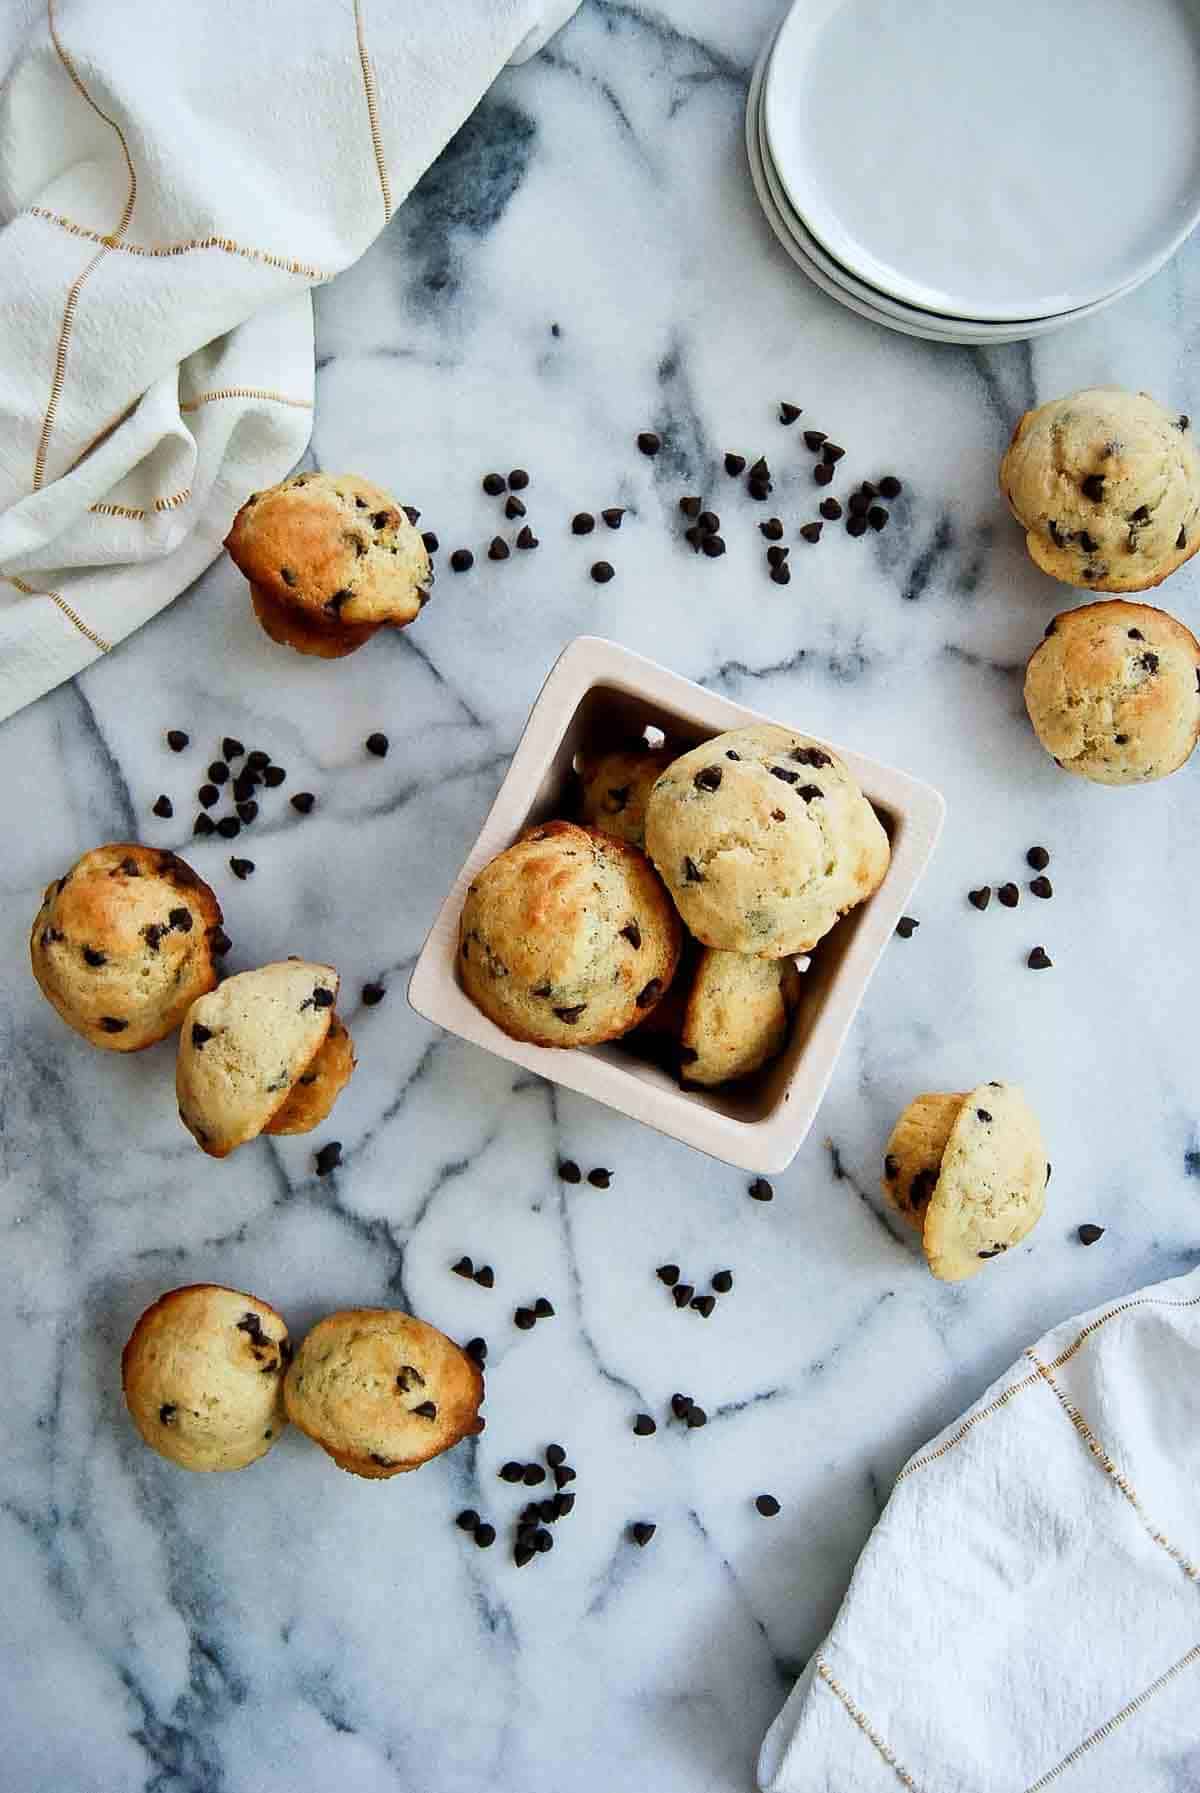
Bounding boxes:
[227,858,253,882]
[1027,947,1052,970]
[521,1465,546,1488]
[465,1337,487,1367]
[1180,415,1191,431]
[558,1159,582,1183]
[910,1167,937,1210]
[630,1521,656,1547]
[778,402,802,424]
[848,491,870,517]
[533,1297,554,1319]
[215,817,240,840]
[151,795,173,819]
[263,765,285,788]
[503,468,529,492]
[822,443,845,464]
[884,1154,899,1180]
[749,1177,773,1201]
[701,533,726,557]
[514,1307,536,1330]
[481,473,505,496]
[553,1491,575,1518]
[968,886,991,911]
[79,946,106,969]
[770,765,799,785]
[798,521,822,544]
[455,1510,479,1534]
[516,525,539,550]
[450,548,474,572]
[797,784,823,803]
[233,770,260,800]
[291,792,316,814]
[1141,653,1160,673]
[452,1256,474,1278]
[791,745,832,767]
[421,531,440,555]
[395,1364,425,1393]
[315,1141,342,1176]
[868,507,889,531]
[770,563,791,585]
[1081,474,1105,501]
[711,1270,733,1293]
[500,1461,524,1483]
[167,908,192,933]
[748,477,771,501]
[691,1294,716,1318]
[694,765,722,793]
[590,560,614,583]
[206,762,230,788]
[669,1396,694,1425]
[685,1405,707,1429]
[846,515,868,537]
[326,588,353,615]
[694,511,719,535]
[514,1541,535,1568]
[814,462,835,486]
[724,452,746,476]
[619,921,642,952]
[755,1494,781,1517]
[1114,733,1129,745]
[602,507,625,530]
[1044,619,1057,637]
[159,1403,176,1424]
[193,813,215,836]
[633,1413,657,1435]
[1078,531,1098,554]
[1078,1223,1105,1246]
[1026,846,1050,870]
[413,1401,437,1419]
[97,1016,126,1034]
[487,537,510,562]
[672,1285,694,1309]
[237,801,258,824]
[209,928,232,956]
[365,733,389,758]
[760,517,784,540]
[684,855,704,883]
[803,430,827,451]
[1030,876,1053,899]
[246,750,270,771]
[553,1004,587,1025]
[544,1443,566,1468]
[895,916,919,938]
[166,729,189,752]
[977,1108,993,1123]
[680,495,703,518]
[637,432,661,456]
[553,1464,576,1489]
[636,979,663,1007]
[998,883,1019,908]
[198,784,219,809]
[878,475,902,499]
[657,1265,680,1287]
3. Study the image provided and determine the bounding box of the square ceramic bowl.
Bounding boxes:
[408,636,944,1172]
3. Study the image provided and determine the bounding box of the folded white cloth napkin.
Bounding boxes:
[760,1266,1200,1793]
[0,0,576,724]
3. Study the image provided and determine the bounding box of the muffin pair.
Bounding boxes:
[123,1287,483,1476]
[225,472,432,658]
[459,724,889,1084]
[883,1081,1049,1282]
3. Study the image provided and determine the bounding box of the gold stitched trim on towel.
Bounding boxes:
[153,487,191,512]
[815,1658,921,1790]
[28,208,337,283]
[5,574,111,653]
[1027,1348,1199,1584]
[88,501,145,519]
[898,1289,1200,1483]
[47,0,137,241]
[353,0,392,222]
[1024,1644,1200,1791]
[179,388,313,412]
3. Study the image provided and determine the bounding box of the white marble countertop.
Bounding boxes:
[4,4,1200,1789]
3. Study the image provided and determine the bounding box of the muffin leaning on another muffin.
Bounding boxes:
[122,1284,290,1471]
[644,724,890,958]
[1000,387,1200,592]
[225,472,433,658]
[882,1082,1049,1281]
[30,844,225,1051]
[176,960,347,1156]
[1025,600,1200,784]
[679,948,802,1087]
[459,820,681,1047]
[264,1010,356,1135]
[285,1308,484,1478]
[577,743,675,848]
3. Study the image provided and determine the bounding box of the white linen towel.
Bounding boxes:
[0,0,577,724]
[759,1266,1200,1792]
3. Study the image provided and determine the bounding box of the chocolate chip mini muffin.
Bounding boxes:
[122,1284,290,1471]
[679,949,802,1087]
[1000,387,1200,591]
[264,1011,356,1135]
[644,725,890,957]
[225,472,432,659]
[176,960,344,1156]
[459,820,681,1048]
[1025,599,1200,784]
[882,1082,1049,1281]
[284,1308,484,1478]
[577,744,675,848]
[30,844,224,1051]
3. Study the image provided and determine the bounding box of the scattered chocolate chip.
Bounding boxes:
[799,522,823,544]
[287,793,315,820]
[590,560,615,583]
[1180,415,1191,431]
[998,883,1019,908]
[724,452,746,476]
[631,1521,656,1547]
[1081,474,1105,501]
[1030,876,1053,899]
[499,1461,524,1483]
[544,1443,566,1468]
[803,430,827,452]
[315,1141,342,1176]
[846,514,868,537]
[1078,1223,1105,1246]
[262,765,286,788]
[516,525,539,550]
[671,1393,693,1420]
[514,1541,535,1568]
[770,563,792,585]
[755,1494,781,1517]
[1026,846,1050,870]
[760,517,784,540]
[472,1522,495,1549]
[233,770,261,800]
[422,531,440,553]
[602,507,626,530]
[229,857,253,880]
[633,1413,657,1436]
[767,545,790,568]
[366,733,389,758]
[748,477,771,501]
[198,785,219,809]
[968,886,991,911]
[558,1159,582,1183]
[553,1464,576,1489]
[357,981,385,1010]
[779,402,802,424]
[672,1285,694,1309]
[506,468,530,492]
[637,432,661,457]
[685,1405,707,1429]
[452,1256,474,1278]
[896,916,919,938]
[533,1297,554,1319]
[814,462,835,486]
[701,533,726,558]
[910,1168,937,1210]
[216,817,241,840]
[487,536,510,562]
[680,495,703,518]
[166,729,189,752]
[450,548,474,572]
[1028,947,1052,970]
[588,1166,612,1190]
[553,1491,576,1518]
[571,513,597,539]
[711,1270,733,1294]
[822,443,845,464]
[657,1264,680,1286]
[193,813,215,836]
[848,491,870,517]
[209,928,232,957]
[691,1294,716,1318]
[246,750,270,771]
[523,1464,546,1487]
[482,473,505,496]
[867,507,889,531]
[878,476,903,499]
[237,801,258,824]
[749,1177,773,1201]
[151,795,173,819]
[514,1307,536,1330]
[748,456,770,483]
[207,761,229,786]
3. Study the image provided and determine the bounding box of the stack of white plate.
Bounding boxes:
[748,0,1200,346]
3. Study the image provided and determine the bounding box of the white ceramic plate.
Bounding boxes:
[763,0,1200,323]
